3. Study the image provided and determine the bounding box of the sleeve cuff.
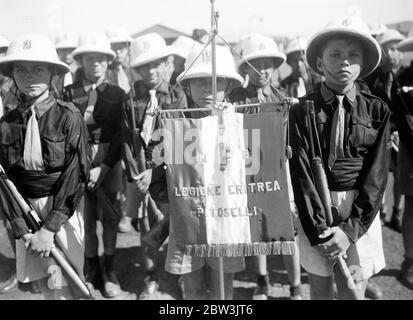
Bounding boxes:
[306,223,329,246]
[10,217,30,239]
[43,210,69,233]
[338,217,365,244]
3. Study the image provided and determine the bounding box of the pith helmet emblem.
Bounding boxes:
[143,41,150,50]
[22,40,31,50]
[342,17,353,27]
[259,43,266,50]
[201,50,211,62]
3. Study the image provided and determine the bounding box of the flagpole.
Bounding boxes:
[210,0,225,301]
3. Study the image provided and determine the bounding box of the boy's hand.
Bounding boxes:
[317,227,351,260]
[27,228,55,258]
[134,168,153,195]
[88,164,110,190]
[21,233,34,250]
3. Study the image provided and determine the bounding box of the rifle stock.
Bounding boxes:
[0,165,93,299]
[141,214,169,251]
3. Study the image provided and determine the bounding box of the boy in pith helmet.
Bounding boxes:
[134,44,245,300]
[281,37,322,98]
[106,27,134,95]
[0,34,89,299]
[365,29,406,234]
[229,33,303,300]
[52,32,79,97]
[390,29,413,290]
[105,27,135,234]
[64,33,131,299]
[122,32,188,299]
[169,36,201,86]
[289,16,390,299]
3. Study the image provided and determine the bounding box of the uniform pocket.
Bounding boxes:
[0,135,21,166]
[350,116,381,148]
[42,135,65,168]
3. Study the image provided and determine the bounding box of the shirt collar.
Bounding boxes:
[245,83,272,98]
[20,94,55,118]
[320,82,357,105]
[82,78,107,93]
[151,79,169,95]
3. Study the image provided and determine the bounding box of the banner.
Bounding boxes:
[158,105,295,257]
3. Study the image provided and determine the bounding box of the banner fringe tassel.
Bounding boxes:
[179,241,296,257]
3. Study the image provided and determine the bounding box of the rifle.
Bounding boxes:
[305,100,359,298]
[127,84,168,246]
[0,164,93,299]
[95,187,122,220]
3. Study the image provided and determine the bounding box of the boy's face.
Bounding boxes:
[287,51,308,78]
[81,53,110,83]
[57,48,75,64]
[188,77,228,108]
[381,40,403,71]
[136,58,168,87]
[13,61,52,99]
[111,42,130,66]
[246,57,276,88]
[317,38,364,87]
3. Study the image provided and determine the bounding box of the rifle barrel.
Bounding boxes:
[0,164,93,298]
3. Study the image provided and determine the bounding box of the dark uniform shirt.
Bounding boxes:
[64,79,125,168]
[392,62,413,152]
[0,95,89,237]
[121,79,187,183]
[229,83,287,113]
[365,66,404,172]
[229,83,290,156]
[289,82,391,246]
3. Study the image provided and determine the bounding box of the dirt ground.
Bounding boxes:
[0,173,412,300]
[0,218,412,300]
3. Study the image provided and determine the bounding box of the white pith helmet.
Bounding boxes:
[285,37,308,57]
[237,33,286,72]
[397,26,413,52]
[0,34,10,50]
[376,29,405,47]
[55,32,79,50]
[306,16,381,78]
[369,23,388,37]
[169,36,199,59]
[130,33,172,69]
[71,33,116,61]
[106,27,132,44]
[177,44,244,89]
[0,34,70,77]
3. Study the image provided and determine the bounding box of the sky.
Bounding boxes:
[0,0,412,43]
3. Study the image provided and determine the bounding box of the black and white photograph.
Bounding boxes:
[0,0,412,303]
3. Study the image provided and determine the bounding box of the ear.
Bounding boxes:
[316,57,324,74]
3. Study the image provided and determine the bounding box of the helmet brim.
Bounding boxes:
[237,52,286,72]
[0,54,70,77]
[306,28,381,78]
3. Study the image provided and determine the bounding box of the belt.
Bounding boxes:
[10,169,61,198]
